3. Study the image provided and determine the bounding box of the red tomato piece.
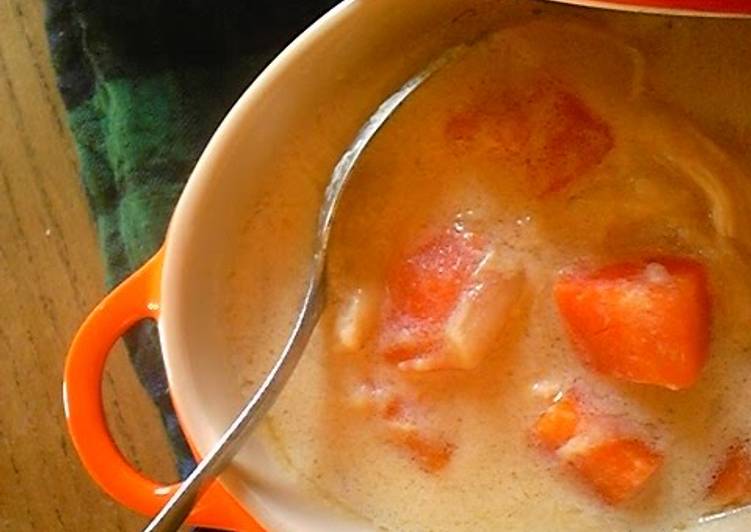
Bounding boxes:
[555,258,711,390]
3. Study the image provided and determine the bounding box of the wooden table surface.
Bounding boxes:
[0,1,178,530]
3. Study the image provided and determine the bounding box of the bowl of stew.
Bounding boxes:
[64,0,751,530]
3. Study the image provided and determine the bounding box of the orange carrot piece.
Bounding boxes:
[387,229,484,321]
[382,397,454,472]
[445,80,613,195]
[378,228,484,365]
[524,83,614,195]
[533,392,581,450]
[389,425,455,472]
[567,438,663,505]
[708,443,751,507]
[555,258,710,390]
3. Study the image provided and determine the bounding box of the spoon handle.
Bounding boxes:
[144,51,445,532]
[143,280,325,532]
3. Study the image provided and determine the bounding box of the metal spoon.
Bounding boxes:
[144,56,447,532]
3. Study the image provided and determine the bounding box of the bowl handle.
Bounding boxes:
[63,248,262,531]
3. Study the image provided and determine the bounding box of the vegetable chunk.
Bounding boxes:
[446,80,614,195]
[386,413,455,473]
[441,259,525,371]
[555,258,710,390]
[333,287,381,352]
[378,228,483,367]
[533,391,581,451]
[708,443,751,507]
[379,227,524,371]
[387,229,484,322]
[353,384,455,473]
[532,389,662,505]
[564,437,663,505]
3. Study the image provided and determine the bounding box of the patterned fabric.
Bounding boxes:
[45,0,337,495]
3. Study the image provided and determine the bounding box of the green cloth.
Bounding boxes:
[46,0,337,481]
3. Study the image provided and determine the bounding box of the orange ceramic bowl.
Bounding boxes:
[63,1,751,531]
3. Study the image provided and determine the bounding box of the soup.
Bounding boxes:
[224,10,751,532]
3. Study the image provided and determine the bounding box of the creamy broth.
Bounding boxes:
[224,10,751,532]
